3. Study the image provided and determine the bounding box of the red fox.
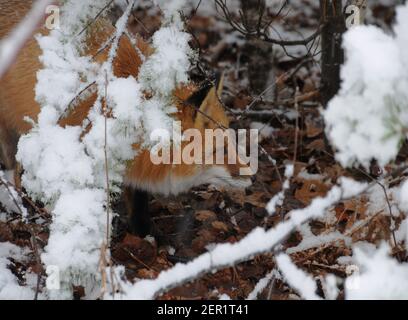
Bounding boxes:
[0,1,254,236]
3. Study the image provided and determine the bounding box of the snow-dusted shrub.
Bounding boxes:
[324,3,408,168]
[14,0,192,299]
[16,0,114,299]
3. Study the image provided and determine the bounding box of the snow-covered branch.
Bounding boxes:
[276,253,320,300]
[246,269,279,300]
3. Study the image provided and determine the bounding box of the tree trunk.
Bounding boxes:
[320,0,346,107]
[240,0,274,98]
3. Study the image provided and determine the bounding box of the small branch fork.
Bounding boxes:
[214,0,322,48]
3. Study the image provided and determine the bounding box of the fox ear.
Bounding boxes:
[216,72,224,97]
[194,72,229,130]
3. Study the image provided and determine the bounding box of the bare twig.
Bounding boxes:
[236,57,316,121]
[124,248,156,271]
[293,86,299,163]
[0,0,55,79]
[103,71,111,247]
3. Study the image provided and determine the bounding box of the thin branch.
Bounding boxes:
[77,0,116,37]
[103,71,111,247]
[293,86,299,164]
[214,0,322,47]
[0,0,55,79]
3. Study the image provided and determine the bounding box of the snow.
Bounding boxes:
[0,171,27,217]
[218,293,232,300]
[397,181,408,246]
[398,180,408,212]
[250,122,275,142]
[41,188,106,275]
[154,0,189,20]
[322,274,339,300]
[139,26,192,98]
[346,244,408,299]
[246,270,279,300]
[136,2,194,148]
[286,231,351,254]
[395,218,408,245]
[108,77,142,123]
[18,113,94,202]
[276,254,320,300]
[297,169,324,181]
[0,242,42,300]
[266,164,293,215]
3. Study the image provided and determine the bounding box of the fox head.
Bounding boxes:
[189,76,255,191]
[127,76,257,196]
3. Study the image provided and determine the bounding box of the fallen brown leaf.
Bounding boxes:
[211,221,229,233]
[195,210,217,222]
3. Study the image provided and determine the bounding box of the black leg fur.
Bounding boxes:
[124,187,151,237]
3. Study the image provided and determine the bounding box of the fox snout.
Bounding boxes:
[203,150,255,191]
[206,164,253,190]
